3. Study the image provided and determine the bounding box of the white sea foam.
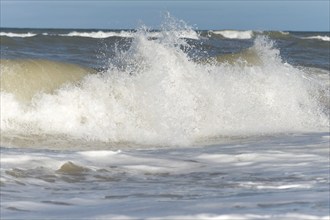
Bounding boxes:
[95,213,330,220]
[211,30,254,39]
[60,31,135,38]
[0,32,37,37]
[159,30,200,39]
[302,35,330,42]
[57,30,199,39]
[280,31,290,35]
[1,133,329,219]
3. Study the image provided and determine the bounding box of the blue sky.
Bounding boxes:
[1,1,329,31]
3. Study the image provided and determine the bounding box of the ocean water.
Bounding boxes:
[1,18,329,219]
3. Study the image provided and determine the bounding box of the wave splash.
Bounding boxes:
[1,19,329,147]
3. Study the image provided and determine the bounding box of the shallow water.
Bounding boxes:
[1,133,329,219]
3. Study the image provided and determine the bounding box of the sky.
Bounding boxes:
[0,0,329,31]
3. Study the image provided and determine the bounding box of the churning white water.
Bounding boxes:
[1,28,328,147]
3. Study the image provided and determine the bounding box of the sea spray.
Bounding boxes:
[1,21,328,147]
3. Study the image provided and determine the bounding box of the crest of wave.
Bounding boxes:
[1,17,328,146]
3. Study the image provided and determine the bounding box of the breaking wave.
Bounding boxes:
[210,30,254,39]
[0,32,37,38]
[301,35,330,42]
[1,22,329,147]
[0,30,199,40]
[1,59,93,103]
[60,30,199,39]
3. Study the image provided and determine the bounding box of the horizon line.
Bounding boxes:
[1,26,329,32]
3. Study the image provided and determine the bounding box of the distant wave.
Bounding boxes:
[0,32,37,38]
[0,30,199,39]
[59,31,135,38]
[301,35,330,42]
[211,30,254,39]
[60,30,199,39]
[161,30,200,39]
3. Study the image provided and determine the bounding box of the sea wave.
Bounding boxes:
[1,26,329,146]
[0,32,37,38]
[301,35,330,42]
[210,30,254,39]
[60,30,199,39]
[0,30,199,39]
[0,59,94,103]
[59,31,135,38]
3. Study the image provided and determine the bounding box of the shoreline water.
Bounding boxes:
[1,132,329,219]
